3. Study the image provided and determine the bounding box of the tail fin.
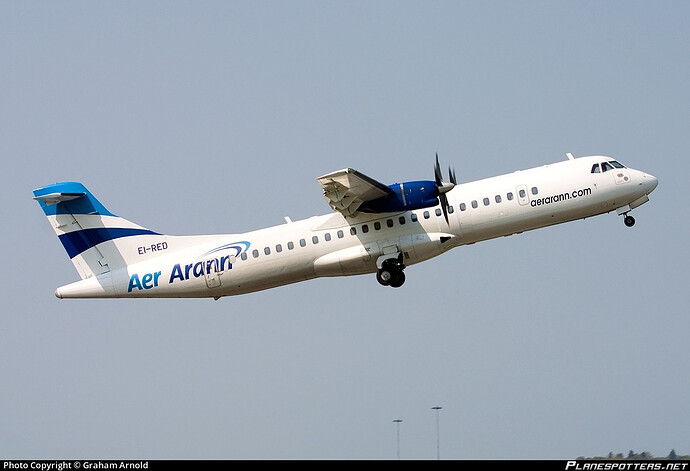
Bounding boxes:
[33,182,160,279]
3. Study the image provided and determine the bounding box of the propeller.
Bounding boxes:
[434,153,456,224]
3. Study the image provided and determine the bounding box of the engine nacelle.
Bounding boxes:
[358,180,440,213]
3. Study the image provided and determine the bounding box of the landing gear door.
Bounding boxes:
[516,185,530,206]
[398,234,417,265]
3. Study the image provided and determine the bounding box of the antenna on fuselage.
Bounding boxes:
[566,152,575,160]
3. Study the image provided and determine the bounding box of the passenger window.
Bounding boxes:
[276,244,282,253]
[350,227,357,236]
[483,197,490,206]
[495,195,502,203]
[387,219,394,227]
[471,200,478,209]
[507,192,513,201]
[398,216,406,225]
[591,164,601,173]
[423,211,430,219]
[519,189,526,198]
[435,208,442,217]
[264,247,271,255]
[374,221,381,230]
[460,203,467,211]
[362,224,369,233]
[602,162,614,172]
[312,236,319,244]
[411,213,418,222]
[447,205,454,214]
[241,252,248,261]
[252,249,259,258]
[299,239,306,247]
[325,233,331,241]
[337,230,344,238]
[288,241,294,250]
[531,187,538,195]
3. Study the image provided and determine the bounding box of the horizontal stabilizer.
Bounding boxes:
[33,182,114,217]
[33,192,85,205]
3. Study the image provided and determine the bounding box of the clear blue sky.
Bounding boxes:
[2,1,688,459]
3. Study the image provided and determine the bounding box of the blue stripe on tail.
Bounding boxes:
[59,227,159,259]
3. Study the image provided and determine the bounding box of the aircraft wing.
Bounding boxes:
[316,168,392,217]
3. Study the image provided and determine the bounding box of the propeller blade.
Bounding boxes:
[434,153,455,194]
[434,153,443,186]
[440,193,449,224]
[433,153,454,224]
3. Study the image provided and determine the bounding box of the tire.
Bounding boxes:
[389,270,406,288]
[376,269,392,286]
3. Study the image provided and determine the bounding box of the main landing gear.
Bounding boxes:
[376,258,406,288]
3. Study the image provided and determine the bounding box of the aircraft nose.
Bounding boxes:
[644,173,658,193]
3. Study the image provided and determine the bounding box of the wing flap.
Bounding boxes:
[316,168,391,217]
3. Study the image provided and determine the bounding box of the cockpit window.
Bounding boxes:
[593,160,625,174]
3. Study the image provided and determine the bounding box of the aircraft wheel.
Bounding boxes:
[389,270,406,288]
[376,268,392,286]
[624,215,636,227]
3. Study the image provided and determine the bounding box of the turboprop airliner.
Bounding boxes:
[33,153,658,299]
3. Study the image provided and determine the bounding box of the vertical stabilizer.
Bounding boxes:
[33,182,159,279]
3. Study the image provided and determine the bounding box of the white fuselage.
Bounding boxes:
[54,156,658,299]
